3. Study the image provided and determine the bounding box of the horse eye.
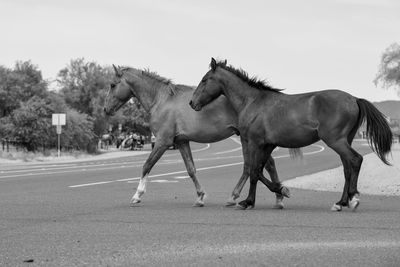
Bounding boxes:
[110,83,116,89]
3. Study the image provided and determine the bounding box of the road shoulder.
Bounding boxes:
[285,143,400,196]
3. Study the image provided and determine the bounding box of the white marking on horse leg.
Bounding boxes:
[273,194,284,209]
[225,195,237,207]
[130,175,148,205]
[193,191,206,207]
[349,195,360,211]
[331,203,342,211]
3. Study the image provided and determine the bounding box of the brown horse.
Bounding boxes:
[190,58,392,211]
[104,65,291,207]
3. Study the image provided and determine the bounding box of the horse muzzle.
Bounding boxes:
[189,100,202,111]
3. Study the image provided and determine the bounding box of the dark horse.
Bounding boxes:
[190,58,392,211]
[104,65,292,207]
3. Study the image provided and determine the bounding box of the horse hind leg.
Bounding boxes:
[226,137,249,206]
[348,150,363,210]
[226,166,248,206]
[331,159,350,212]
[346,118,363,210]
[328,140,363,211]
[265,155,287,209]
[178,141,206,207]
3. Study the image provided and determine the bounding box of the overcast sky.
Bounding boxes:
[0,0,399,101]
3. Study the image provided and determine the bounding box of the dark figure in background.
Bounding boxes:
[151,133,156,150]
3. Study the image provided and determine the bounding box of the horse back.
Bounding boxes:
[150,90,239,143]
[243,90,359,147]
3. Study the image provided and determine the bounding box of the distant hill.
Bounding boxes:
[373,100,400,119]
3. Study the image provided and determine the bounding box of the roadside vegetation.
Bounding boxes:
[0,58,149,160]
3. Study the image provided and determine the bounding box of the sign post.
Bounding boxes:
[52,114,66,157]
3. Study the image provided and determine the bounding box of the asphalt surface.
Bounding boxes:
[1,138,400,266]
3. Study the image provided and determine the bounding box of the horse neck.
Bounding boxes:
[124,72,166,112]
[219,70,260,112]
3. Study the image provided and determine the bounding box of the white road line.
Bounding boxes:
[0,160,144,175]
[0,165,143,179]
[215,147,242,155]
[0,144,210,175]
[150,180,179,183]
[193,143,211,152]
[69,162,245,188]
[69,145,325,188]
[165,143,211,157]
[229,137,241,145]
[174,176,190,179]
[1,144,324,182]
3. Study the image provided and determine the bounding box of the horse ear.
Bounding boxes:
[210,57,217,71]
[112,64,122,77]
[223,59,227,66]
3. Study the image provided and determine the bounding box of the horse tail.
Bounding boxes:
[356,98,392,165]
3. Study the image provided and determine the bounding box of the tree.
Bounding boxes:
[120,99,150,135]
[5,96,52,151]
[62,109,97,153]
[57,58,117,142]
[0,61,47,117]
[375,43,400,96]
[57,58,113,115]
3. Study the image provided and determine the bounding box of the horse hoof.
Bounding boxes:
[193,201,204,207]
[331,203,342,212]
[236,201,254,210]
[235,200,248,210]
[349,196,360,211]
[280,186,290,198]
[273,202,284,209]
[225,200,237,207]
[235,203,247,210]
[130,198,141,206]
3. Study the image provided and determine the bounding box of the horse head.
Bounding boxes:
[190,58,226,111]
[104,64,133,116]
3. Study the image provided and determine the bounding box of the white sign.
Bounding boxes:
[52,113,66,157]
[52,113,66,126]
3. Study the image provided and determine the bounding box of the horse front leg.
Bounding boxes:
[130,142,169,206]
[237,168,259,210]
[237,144,289,210]
[177,141,206,207]
[226,137,249,206]
[236,143,269,210]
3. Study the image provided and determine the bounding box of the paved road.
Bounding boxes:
[1,138,399,266]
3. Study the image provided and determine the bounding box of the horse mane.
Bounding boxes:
[213,60,283,93]
[120,67,182,96]
[142,69,172,85]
